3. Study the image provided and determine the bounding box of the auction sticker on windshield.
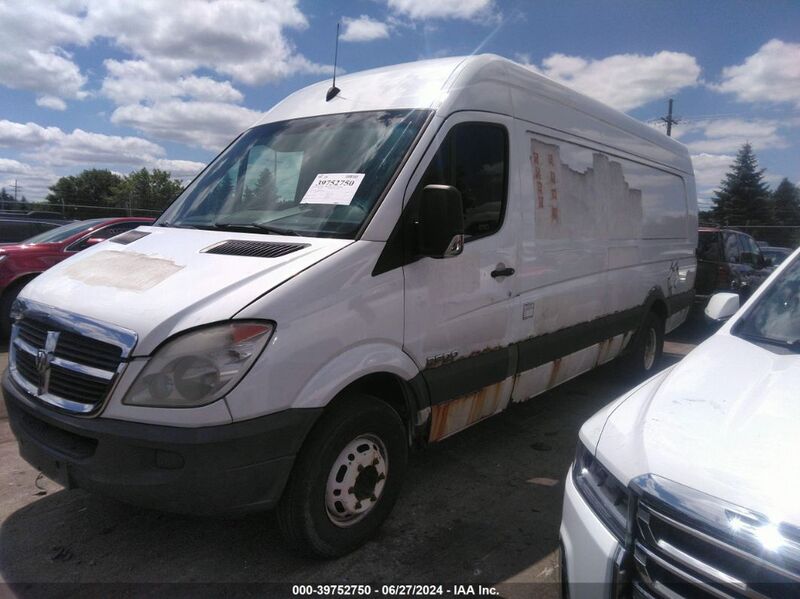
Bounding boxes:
[301,173,365,205]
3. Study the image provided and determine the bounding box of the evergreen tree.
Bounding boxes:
[771,178,800,247]
[771,178,800,223]
[710,143,771,227]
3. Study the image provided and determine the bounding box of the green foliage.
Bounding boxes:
[709,143,771,227]
[770,178,800,246]
[706,143,800,247]
[46,168,184,219]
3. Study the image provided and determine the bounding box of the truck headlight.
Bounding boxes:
[572,441,632,542]
[123,321,274,408]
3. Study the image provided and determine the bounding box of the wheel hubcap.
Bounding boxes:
[643,328,657,370]
[325,435,388,527]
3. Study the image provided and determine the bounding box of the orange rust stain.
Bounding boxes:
[547,358,562,389]
[429,381,505,443]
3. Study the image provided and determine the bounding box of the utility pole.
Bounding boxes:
[660,98,680,137]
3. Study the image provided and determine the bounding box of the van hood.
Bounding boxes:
[19,226,351,354]
[596,333,800,527]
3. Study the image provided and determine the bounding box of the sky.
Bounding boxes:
[0,0,798,211]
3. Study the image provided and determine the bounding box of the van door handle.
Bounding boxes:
[491,266,515,278]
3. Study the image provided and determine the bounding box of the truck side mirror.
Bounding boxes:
[705,292,740,322]
[417,184,464,259]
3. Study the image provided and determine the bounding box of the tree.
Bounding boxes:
[46,169,123,217]
[111,168,184,213]
[710,143,771,228]
[771,178,800,246]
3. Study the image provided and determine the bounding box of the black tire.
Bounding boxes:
[0,279,29,338]
[276,394,408,558]
[620,311,664,378]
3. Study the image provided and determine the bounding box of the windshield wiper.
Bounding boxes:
[213,221,301,237]
[156,222,197,229]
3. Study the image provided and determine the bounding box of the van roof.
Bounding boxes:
[255,54,691,174]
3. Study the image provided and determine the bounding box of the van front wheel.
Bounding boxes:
[276,394,408,558]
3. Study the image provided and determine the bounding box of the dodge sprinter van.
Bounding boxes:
[4,55,697,557]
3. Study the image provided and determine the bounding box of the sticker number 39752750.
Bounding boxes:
[300,173,365,205]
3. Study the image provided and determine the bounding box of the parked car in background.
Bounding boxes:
[0,217,154,333]
[0,217,70,244]
[695,226,771,305]
[760,245,792,267]
[560,247,800,596]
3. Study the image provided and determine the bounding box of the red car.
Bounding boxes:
[0,217,154,334]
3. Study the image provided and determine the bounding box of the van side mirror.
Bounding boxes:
[417,184,464,259]
[705,292,740,322]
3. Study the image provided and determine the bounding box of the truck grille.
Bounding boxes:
[9,300,137,415]
[631,475,800,598]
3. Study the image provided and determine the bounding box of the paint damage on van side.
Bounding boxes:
[428,378,510,442]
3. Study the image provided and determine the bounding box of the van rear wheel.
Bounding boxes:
[276,394,407,558]
[621,311,664,377]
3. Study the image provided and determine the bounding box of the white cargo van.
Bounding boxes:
[4,55,697,557]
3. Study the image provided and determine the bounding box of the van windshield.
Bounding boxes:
[158,110,430,238]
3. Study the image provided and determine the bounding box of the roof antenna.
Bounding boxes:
[326,23,341,102]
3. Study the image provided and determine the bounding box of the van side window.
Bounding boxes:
[419,123,508,239]
[723,232,741,263]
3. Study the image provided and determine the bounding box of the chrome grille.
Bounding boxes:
[9,298,137,415]
[631,475,800,599]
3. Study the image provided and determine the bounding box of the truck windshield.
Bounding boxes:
[158,110,430,238]
[734,253,800,352]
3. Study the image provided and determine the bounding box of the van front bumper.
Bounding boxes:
[559,469,621,598]
[3,371,321,515]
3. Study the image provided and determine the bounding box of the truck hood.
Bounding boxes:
[20,226,351,355]
[596,333,800,527]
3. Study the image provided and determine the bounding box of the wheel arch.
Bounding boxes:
[291,342,428,446]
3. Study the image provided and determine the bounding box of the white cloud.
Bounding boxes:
[0,120,64,148]
[111,100,263,151]
[341,16,390,42]
[0,158,59,201]
[87,0,330,87]
[0,120,211,200]
[713,39,800,107]
[682,118,788,154]
[386,0,495,20]
[153,159,206,180]
[36,96,68,111]
[30,129,166,167]
[691,153,734,196]
[522,51,701,112]
[0,0,331,104]
[0,1,90,100]
[102,59,244,104]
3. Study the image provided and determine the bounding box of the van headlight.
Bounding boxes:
[123,321,274,408]
[572,441,632,542]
